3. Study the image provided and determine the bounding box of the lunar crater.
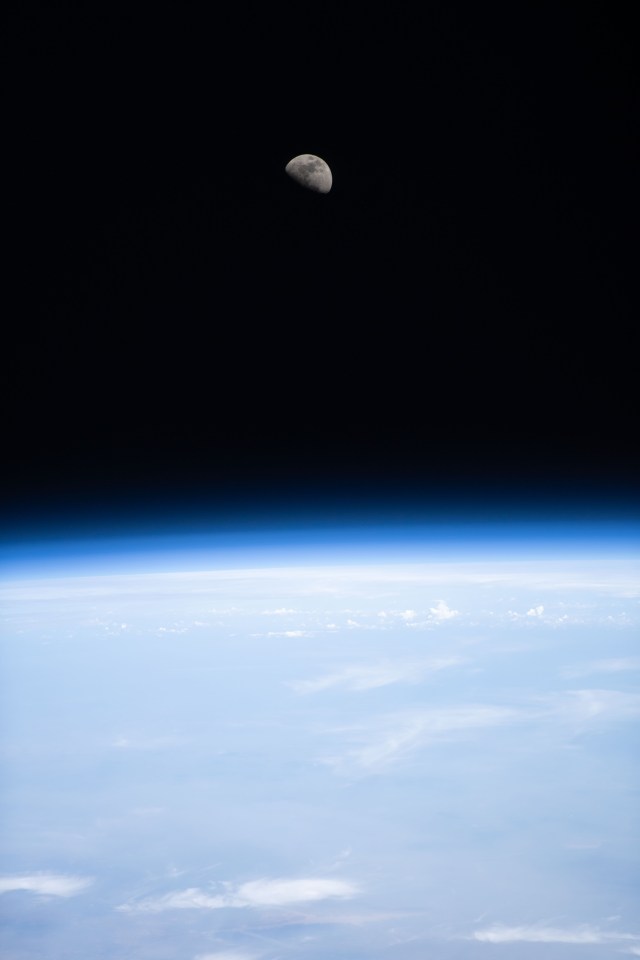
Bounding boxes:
[285,154,332,194]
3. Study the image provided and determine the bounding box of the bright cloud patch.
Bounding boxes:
[119,876,358,914]
[429,601,458,620]
[471,923,640,945]
[233,877,356,906]
[0,873,93,897]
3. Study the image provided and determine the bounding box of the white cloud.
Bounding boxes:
[267,630,308,638]
[429,601,458,621]
[289,657,464,694]
[399,609,416,621]
[471,923,640,946]
[119,876,358,914]
[507,606,636,628]
[526,605,544,617]
[0,873,93,898]
[262,608,295,615]
[234,877,357,906]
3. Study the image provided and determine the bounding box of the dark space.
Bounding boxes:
[3,4,638,536]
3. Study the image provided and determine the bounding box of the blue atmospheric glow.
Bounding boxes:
[1,514,639,580]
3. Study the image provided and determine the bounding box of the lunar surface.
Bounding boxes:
[285,154,332,193]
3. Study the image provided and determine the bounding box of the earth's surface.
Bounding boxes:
[1,524,639,959]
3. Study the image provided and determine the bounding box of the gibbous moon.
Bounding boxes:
[285,154,332,194]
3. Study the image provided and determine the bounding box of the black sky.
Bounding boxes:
[3,3,638,535]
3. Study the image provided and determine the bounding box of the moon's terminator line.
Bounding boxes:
[285,154,332,194]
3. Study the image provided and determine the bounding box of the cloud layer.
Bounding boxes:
[0,873,93,897]
[471,923,640,946]
[119,876,359,914]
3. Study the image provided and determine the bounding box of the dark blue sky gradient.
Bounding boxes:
[3,6,637,573]
[3,504,638,580]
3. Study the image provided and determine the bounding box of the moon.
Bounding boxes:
[285,154,332,194]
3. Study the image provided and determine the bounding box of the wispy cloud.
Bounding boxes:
[470,923,640,946]
[289,657,464,694]
[119,876,359,914]
[256,908,415,929]
[322,688,640,774]
[0,873,93,897]
[323,705,519,774]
